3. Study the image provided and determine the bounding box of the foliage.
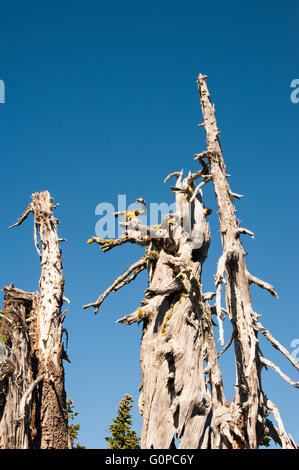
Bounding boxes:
[105,394,140,449]
[260,435,271,448]
[258,407,272,447]
[66,398,85,449]
[0,335,7,344]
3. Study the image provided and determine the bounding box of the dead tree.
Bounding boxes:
[0,191,70,449]
[0,286,37,448]
[196,74,299,449]
[84,76,298,449]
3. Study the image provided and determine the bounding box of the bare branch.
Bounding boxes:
[8,203,33,229]
[63,296,71,305]
[218,330,235,358]
[190,176,212,203]
[18,374,45,420]
[164,170,182,183]
[194,151,212,161]
[113,264,146,292]
[254,321,299,371]
[210,305,227,318]
[117,305,151,325]
[247,272,279,298]
[90,233,150,252]
[170,186,189,194]
[236,227,254,239]
[260,356,299,388]
[83,253,157,314]
[114,198,146,220]
[186,169,203,185]
[230,192,244,200]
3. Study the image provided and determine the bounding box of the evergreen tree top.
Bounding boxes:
[105,394,140,449]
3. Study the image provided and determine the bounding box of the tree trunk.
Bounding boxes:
[0,287,37,448]
[84,173,233,448]
[136,173,212,449]
[0,191,70,449]
[196,74,298,449]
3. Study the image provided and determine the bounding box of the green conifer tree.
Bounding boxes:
[66,398,85,448]
[105,394,140,449]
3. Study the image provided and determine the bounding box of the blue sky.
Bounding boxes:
[0,0,298,448]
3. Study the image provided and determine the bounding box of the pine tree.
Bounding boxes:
[66,398,85,448]
[105,394,140,449]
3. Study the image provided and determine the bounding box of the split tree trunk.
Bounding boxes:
[0,191,70,449]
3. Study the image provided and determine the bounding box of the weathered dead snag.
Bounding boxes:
[0,191,70,449]
[196,73,298,449]
[85,165,226,448]
[84,76,298,449]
